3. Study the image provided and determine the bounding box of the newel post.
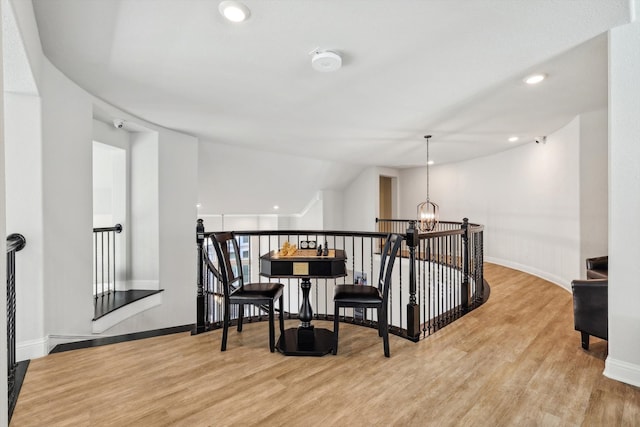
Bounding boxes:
[194,219,206,335]
[461,218,470,312]
[406,220,420,342]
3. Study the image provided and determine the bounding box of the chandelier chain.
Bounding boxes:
[426,135,431,200]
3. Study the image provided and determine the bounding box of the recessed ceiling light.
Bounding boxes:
[508,136,519,142]
[196,203,202,208]
[427,160,435,166]
[219,1,250,22]
[273,205,279,210]
[524,73,546,85]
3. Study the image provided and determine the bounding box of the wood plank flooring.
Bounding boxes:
[11,263,640,426]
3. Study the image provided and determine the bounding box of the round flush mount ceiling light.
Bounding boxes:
[219,1,251,22]
[524,73,546,85]
[311,50,342,72]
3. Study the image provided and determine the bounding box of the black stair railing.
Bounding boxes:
[195,218,488,342]
[7,233,26,421]
[93,224,123,298]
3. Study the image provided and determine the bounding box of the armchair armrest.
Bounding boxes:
[571,279,608,343]
[586,256,608,271]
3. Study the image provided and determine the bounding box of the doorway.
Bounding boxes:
[379,176,393,220]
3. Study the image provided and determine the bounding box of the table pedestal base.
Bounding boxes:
[276,327,334,356]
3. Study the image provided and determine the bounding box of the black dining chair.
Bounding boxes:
[333,233,403,357]
[210,232,285,352]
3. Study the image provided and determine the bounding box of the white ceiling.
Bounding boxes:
[31,0,630,168]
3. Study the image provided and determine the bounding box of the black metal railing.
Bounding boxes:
[93,224,123,297]
[7,233,26,420]
[376,217,462,234]
[195,218,487,342]
[405,218,486,340]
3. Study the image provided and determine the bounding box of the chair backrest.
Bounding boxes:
[210,232,244,298]
[378,234,404,303]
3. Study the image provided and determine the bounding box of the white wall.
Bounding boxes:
[197,140,352,231]
[401,117,587,290]
[605,16,640,388]
[579,108,608,276]
[92,140,128,290]
[321,189,343,230]
[4,0,201,351]
[130,131,159,288]
[199,214,280,232]
[342,166,400,233]
[41,59,95,337]
[294,192,323,230]
[4,93,45,359]
[198,191,340,264]
[92,141,126,227]
[0,3,8,419]
[92,119,130,236]
[343,167,402,233]
[343,167,376,232]
[93,120,130,286]
[197,139,362,216]
[155,129,198,329]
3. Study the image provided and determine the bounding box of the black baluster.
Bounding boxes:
[94,233,98,298]
[107,231,111,295]
[406,220,420,341]
[194,219,205,334]
[101,232,105,296]
[461,218,470,312]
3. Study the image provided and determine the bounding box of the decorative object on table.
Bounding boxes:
[323,240,329,256]
[300,240,317,250]
[210,232,285,352]
[333,233,403,357]
[417,134,439,232]
[279,241,298,257]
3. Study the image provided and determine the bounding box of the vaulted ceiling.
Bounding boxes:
[31,0,630,168]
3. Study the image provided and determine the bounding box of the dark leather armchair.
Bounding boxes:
[586,256,608,279]
[571,279,607,350]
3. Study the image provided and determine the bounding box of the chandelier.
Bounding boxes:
[417,135,439,232]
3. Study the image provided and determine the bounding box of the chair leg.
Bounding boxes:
[269,301,275,352]
[380,307,390,357]
[237,304,244,332]
[278,295,285,335]
[221,305,230,351]
[332,304,340,355]
[581,331,590,350]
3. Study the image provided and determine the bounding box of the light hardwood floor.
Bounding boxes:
[11,263,640,426]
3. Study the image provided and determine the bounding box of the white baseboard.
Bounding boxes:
[17,336,49,361]
[604,357,640,388]
[484,256,571,292]
[92,291,163,333]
